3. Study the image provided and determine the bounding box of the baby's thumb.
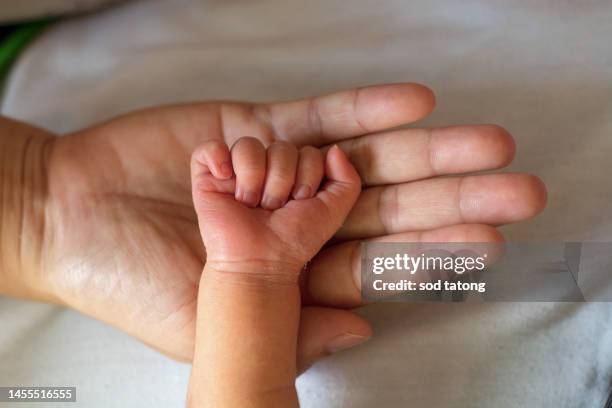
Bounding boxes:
[315,145,361,228]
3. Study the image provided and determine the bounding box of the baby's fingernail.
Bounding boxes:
[326,333,371,354]
[262,196,283,210]
[218,161,233,179]
[242,191,259,207]
[293,185,311,199]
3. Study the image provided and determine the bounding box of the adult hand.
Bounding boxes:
[7,83,546,367]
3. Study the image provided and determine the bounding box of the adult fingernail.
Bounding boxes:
[262,195,283,210]
[326,333,370,354]
[293,185,311,199]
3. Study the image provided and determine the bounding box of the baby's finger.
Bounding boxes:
[261,141,298,210]
[315,145,362,227]
[191,139,232,179]
[292,146,324,200]
[231,136,267,207]
[190,139,235,195]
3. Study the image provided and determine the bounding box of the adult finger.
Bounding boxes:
[336,173,547,240]
[323,124,515,186]
[258,83,435,146]
[303,224,504,308]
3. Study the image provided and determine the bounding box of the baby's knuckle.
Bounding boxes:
[239,161,265,173]
[234,136,264,151]
[267,172,295,185]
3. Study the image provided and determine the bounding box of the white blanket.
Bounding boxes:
[2,0,612,406]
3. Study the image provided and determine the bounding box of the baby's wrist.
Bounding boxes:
[203,259,303,287]
[0,124,58,303]
[193,259,302,408]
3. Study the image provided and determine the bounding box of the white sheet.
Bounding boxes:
[2,0,612,406]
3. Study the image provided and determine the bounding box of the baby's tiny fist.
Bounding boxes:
[190,137,361,270]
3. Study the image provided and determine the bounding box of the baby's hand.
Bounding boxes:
[190,136,361,275]
[188,137,361,408]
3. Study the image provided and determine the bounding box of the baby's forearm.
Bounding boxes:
[188,262,301,408]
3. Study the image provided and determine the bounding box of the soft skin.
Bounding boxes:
[0,83,547,369]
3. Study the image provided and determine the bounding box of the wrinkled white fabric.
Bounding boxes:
[1,0,612,406]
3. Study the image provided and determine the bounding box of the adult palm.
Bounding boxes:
[34,83,545,368]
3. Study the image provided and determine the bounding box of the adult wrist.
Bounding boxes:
[0,118,58,302]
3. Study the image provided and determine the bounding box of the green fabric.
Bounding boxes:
[0,20,53,84]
